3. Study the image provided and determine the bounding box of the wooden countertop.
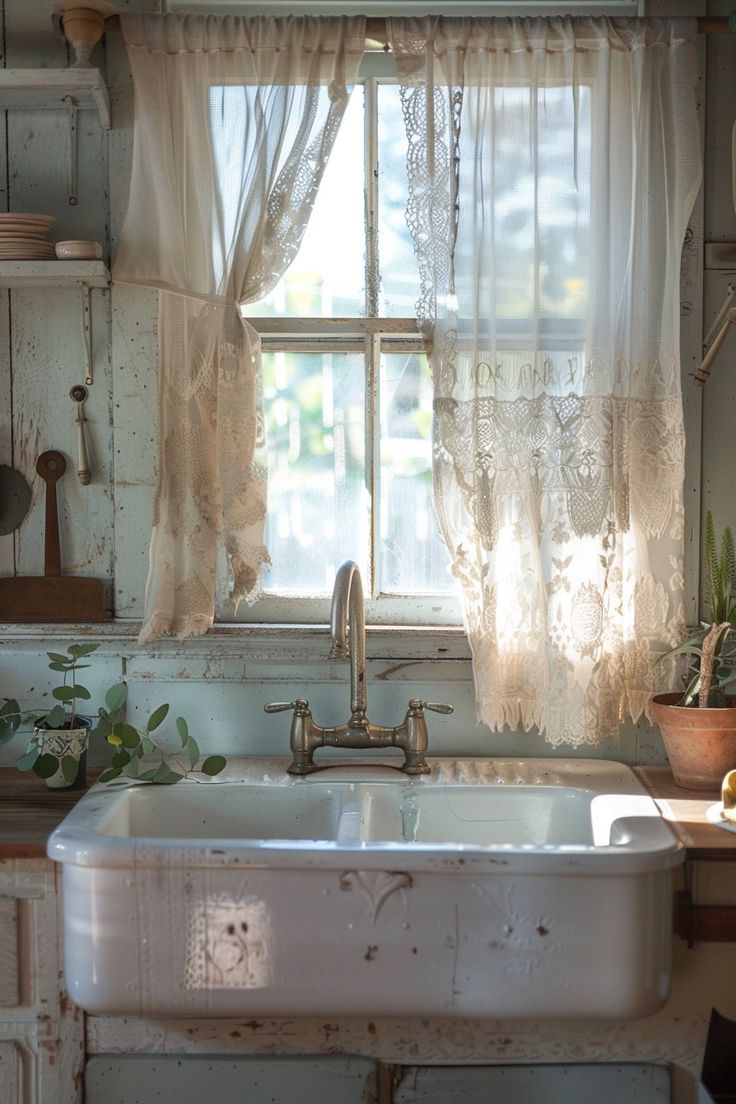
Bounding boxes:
[636,766,735,861]
[1,764,735,861]
[0,768,89,858]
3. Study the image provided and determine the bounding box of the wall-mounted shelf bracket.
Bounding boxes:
[0,68,110,129]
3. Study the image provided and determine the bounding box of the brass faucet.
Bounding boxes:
[265,560,453,775]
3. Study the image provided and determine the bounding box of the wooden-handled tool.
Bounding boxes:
[38,450,65,576]
[0,449,110,622]
[69,386,91,485]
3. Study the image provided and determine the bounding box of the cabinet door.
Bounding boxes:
[86,1055,378,1104]
[393,1064,672,1103]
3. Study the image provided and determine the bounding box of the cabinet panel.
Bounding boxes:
[393,1064,671,1104]
[85,1056,378,1104]
[0,898,19,1006]
[0,1041,20,1100]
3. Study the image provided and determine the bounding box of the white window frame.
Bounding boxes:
[222,55,463,626]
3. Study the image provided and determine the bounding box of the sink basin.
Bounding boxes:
[48,757,683,1019]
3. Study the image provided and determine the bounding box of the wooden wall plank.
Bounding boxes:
[107,4,158,620]
[4,0,113,591]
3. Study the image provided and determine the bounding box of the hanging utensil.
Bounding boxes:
[0,464,32,536]
[0,449,110,622]
[69,384,91,485]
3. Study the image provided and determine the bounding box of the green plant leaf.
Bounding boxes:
[92,717,112,741]
[47,651,72,664]
[98,766,122,784]
[48,661,71,673]
[201,755,226,777]
[136,767,159,781]
[125,756,139,777]
[67,643,100,658]
[44,705,67,728]
[0,701,21,744]
[61,756,79,785]
[16,746,39,772]
[147,703,169,732]
[151,762,180,784]
[176,717,189,747]
[33,753,59,780]
[112,722,140,750]
[185,735,199,770]
[112,749,131,769]
[105,683,127,713]
[141,736,155,756]
[53,685,82,702]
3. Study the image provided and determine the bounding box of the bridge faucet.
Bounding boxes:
[265,560,453,775]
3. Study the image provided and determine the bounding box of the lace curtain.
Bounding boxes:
[389,17,702,745]
[114,13,365,642]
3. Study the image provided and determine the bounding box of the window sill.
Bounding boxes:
[0,621,471,662]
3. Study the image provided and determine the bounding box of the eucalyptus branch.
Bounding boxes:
[93,683,226,785]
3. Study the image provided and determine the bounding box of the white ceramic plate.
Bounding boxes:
[0,248,56,259]
[706,802,736,832]
[0,212,54,223]
[0,226,51,238]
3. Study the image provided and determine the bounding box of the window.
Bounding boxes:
[233,55,461,625]
[231,58,592,627]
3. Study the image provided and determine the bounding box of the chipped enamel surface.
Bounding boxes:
[48,757,683,1020]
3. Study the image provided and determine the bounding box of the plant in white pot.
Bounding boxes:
[1,644,228,790]
[0,642,99,789]
[651,512,736,790]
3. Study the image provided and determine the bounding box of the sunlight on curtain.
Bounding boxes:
[114,13,365,641]
[389,16,702,745]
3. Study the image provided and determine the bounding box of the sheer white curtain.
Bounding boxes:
[389,16,702,745]
[114,13,365,642]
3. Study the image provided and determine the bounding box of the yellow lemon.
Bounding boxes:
[721,769,736,823]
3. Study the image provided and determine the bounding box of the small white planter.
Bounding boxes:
[34,718,90,790]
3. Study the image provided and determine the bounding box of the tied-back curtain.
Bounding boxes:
[389,16,702,745]
[114,13,365,642]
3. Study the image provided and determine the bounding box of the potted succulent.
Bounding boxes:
[0,642,99,789]
[651,512,736,790]
[1,643,227,789]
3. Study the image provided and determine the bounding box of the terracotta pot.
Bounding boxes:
[650,692,736,790]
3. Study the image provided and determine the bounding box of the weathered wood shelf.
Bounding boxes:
[0,260,109,288]
[0,68,110,128]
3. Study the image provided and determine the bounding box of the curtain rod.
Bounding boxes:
[104,14,736,38]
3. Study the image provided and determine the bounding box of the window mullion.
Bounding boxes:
[364,76,380,318]
[365,331,380,600]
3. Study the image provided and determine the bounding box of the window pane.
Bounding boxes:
[244,89,365,318]
[377,84,421,318]
[378,352,453,594]
[262,351,368,595]
[458,84,591,326]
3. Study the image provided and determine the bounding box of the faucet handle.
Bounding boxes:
[408,699,454,715]
[264,698,310,714]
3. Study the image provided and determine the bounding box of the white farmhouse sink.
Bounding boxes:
[48,757,683,1020]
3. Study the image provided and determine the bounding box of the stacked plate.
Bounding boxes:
[0,213,55,260]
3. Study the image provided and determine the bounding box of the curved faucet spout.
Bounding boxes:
[330,560,367,720]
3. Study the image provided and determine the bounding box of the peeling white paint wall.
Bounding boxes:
[0,0,727,774]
